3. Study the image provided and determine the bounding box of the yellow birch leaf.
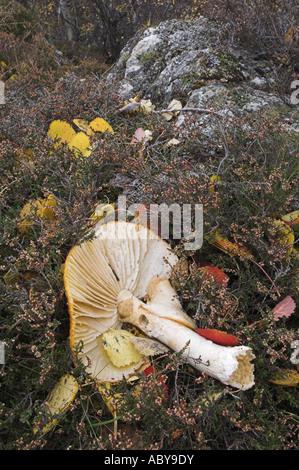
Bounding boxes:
[17,195,56,234]
[139,99,154,113]
[285,26,296,42]
[42,194,57,220]
[281,210,299,231]
[91,203,115,223]
[116,101,141,115]
[123,93,142,106]
[144,129,153,142]
[98,382,125,417]
[102,330,143,368]
[68,132,93,157]
[47,120,77,148]
[4,267,20,286]
[73,118,95,136]
[273,219,294,258]
[165,138,181,147]
[129,336,169,356]
[34,374,78,434]
[89,117,114,134]
[23,148,35,159]
[200,391,223,407]
[209,174,222,195]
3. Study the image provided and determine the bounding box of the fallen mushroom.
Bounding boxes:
[64,221,255,390]
[64,220,178,382]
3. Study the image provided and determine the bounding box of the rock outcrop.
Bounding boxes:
[108,18,295,123]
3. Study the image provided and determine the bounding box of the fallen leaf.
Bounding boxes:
[272,295,296,321]
[130,127,147,144]
[91,203,115,223]
[269,368,299,386]
[89,117,114,134]
[72,118,95,136]
[42,194,57,220]
[128,93,141,103]
[139,99,154,113]
[196,328,241,346]
[68,132,94,157]
[130,128,153,146]
[281,210,299,230]
[207,230,252,258]
[200,265,229,286]
[98,361,150,419]
[3,267,20,286]
[33,374,78,434]
[285,26,296,42]
[143,129,153,142]
[272,219,295,258]
[17,195,57,234]
[98,381,125,417]
[116,101,141,115]
[165,138,181,147]
[200,391,223,407]
[47,120,76,148]
[209,174,221,195]
[101,329,144,368]
[162,99,182,121]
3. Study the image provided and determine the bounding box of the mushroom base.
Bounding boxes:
[117,290,255,390]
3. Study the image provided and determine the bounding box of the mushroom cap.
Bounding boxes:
[64,221,179,382]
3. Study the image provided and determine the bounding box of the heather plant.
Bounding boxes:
[0,1,298,452]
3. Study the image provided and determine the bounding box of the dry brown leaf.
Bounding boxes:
[116,102,141,115]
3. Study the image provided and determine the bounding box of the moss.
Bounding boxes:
[140,50,160,67]
[199,50,245,82]
[122,53,130,64]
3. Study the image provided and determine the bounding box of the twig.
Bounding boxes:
[249,257,280,297]
[152,107,226,119]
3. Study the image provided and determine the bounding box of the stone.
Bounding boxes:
[108,17,294,121]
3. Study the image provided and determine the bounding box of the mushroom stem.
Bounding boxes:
[117,289,255,390]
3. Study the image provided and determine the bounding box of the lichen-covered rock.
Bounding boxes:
[108,18,224,102]
[107,17,297,207]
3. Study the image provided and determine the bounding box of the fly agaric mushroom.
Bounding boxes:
[64,221,255,390]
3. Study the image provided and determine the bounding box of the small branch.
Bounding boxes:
[153,107,226,118]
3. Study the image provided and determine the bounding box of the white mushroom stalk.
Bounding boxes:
[117,277,255,390]
[64,221,255,389]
